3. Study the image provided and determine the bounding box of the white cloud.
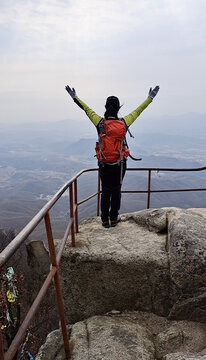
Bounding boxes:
[0,0,206,123]
[1,0,205,60]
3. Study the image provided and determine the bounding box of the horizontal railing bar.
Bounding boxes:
[122,188,206,194]
[73,167,205,174]
[150,188,206,193]
[5,266,57,360]
[127,166,206,172]
[66,168,98,182]
[77,192,99,206]
[121,190,151,194]
[56,220,72,264]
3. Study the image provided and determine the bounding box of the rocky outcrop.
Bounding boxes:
[164,353,206,359]
[26,240,50,276]
[32,208,206,359]
[56,208,206,323]
[35,311,206,360]
[167,208,206,320]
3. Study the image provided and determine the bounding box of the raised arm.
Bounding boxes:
[123,86,160,127]
[65,85,102,127]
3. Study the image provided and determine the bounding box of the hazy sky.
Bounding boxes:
[0,0,206,125]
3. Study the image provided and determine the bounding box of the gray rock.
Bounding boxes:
[154,320,206,359]
[169,292,206,322]
[72,316,155,360]
[28,208,206,324]
[59,210,170,323]
[155,325,184,359]
[164,351,206,360]
[121,207,171,233]
[35,328,65,360]
[26,240,50,275]
[57,208,206,323]
[36,315,155,360]
[167,208,206,321]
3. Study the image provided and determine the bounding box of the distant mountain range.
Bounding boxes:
[1,111,206,144]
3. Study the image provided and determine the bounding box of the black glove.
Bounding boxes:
[65,85,76,99]
[148,86,160,99]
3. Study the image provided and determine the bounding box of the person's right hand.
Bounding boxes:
[148,86,160,99]
[65,85,76,99]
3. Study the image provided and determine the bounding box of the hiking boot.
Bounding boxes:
[110,216,121,227]
[102,220,110,228]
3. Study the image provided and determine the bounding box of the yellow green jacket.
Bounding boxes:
[74,96,152,128]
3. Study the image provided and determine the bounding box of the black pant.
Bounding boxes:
[98,161,126,222]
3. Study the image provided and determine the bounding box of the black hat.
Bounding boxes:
[105,96,120,110]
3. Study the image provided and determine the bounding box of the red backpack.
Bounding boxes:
[95,119,130,163]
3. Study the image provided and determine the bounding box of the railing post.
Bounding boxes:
[0,332,4,360]
[44,212,71,360]
[147,170,151,209]
[69,184,75,247]
[74,179,78,233]
[97,172,101,216]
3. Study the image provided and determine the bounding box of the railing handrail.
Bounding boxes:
[1,165,206,360]
[127,166,206,171]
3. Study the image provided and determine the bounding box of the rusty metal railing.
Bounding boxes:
[125,166,206,209]
[0,166,206,359]
[0,168,100,360]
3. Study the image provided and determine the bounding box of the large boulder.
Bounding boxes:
[71,316,155,360]
[58,209,170,323]
[167,208,206,320]
[56,208,206,323]
[36,315,155,360]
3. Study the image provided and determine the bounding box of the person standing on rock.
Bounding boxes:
[65,85,160,228]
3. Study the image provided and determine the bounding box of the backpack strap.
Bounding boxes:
[121,119,142,161]
[96,119,106,161]
[121,118,134,138]
[98,118,105,134]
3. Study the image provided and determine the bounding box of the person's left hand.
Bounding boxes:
[65,85,76,99]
